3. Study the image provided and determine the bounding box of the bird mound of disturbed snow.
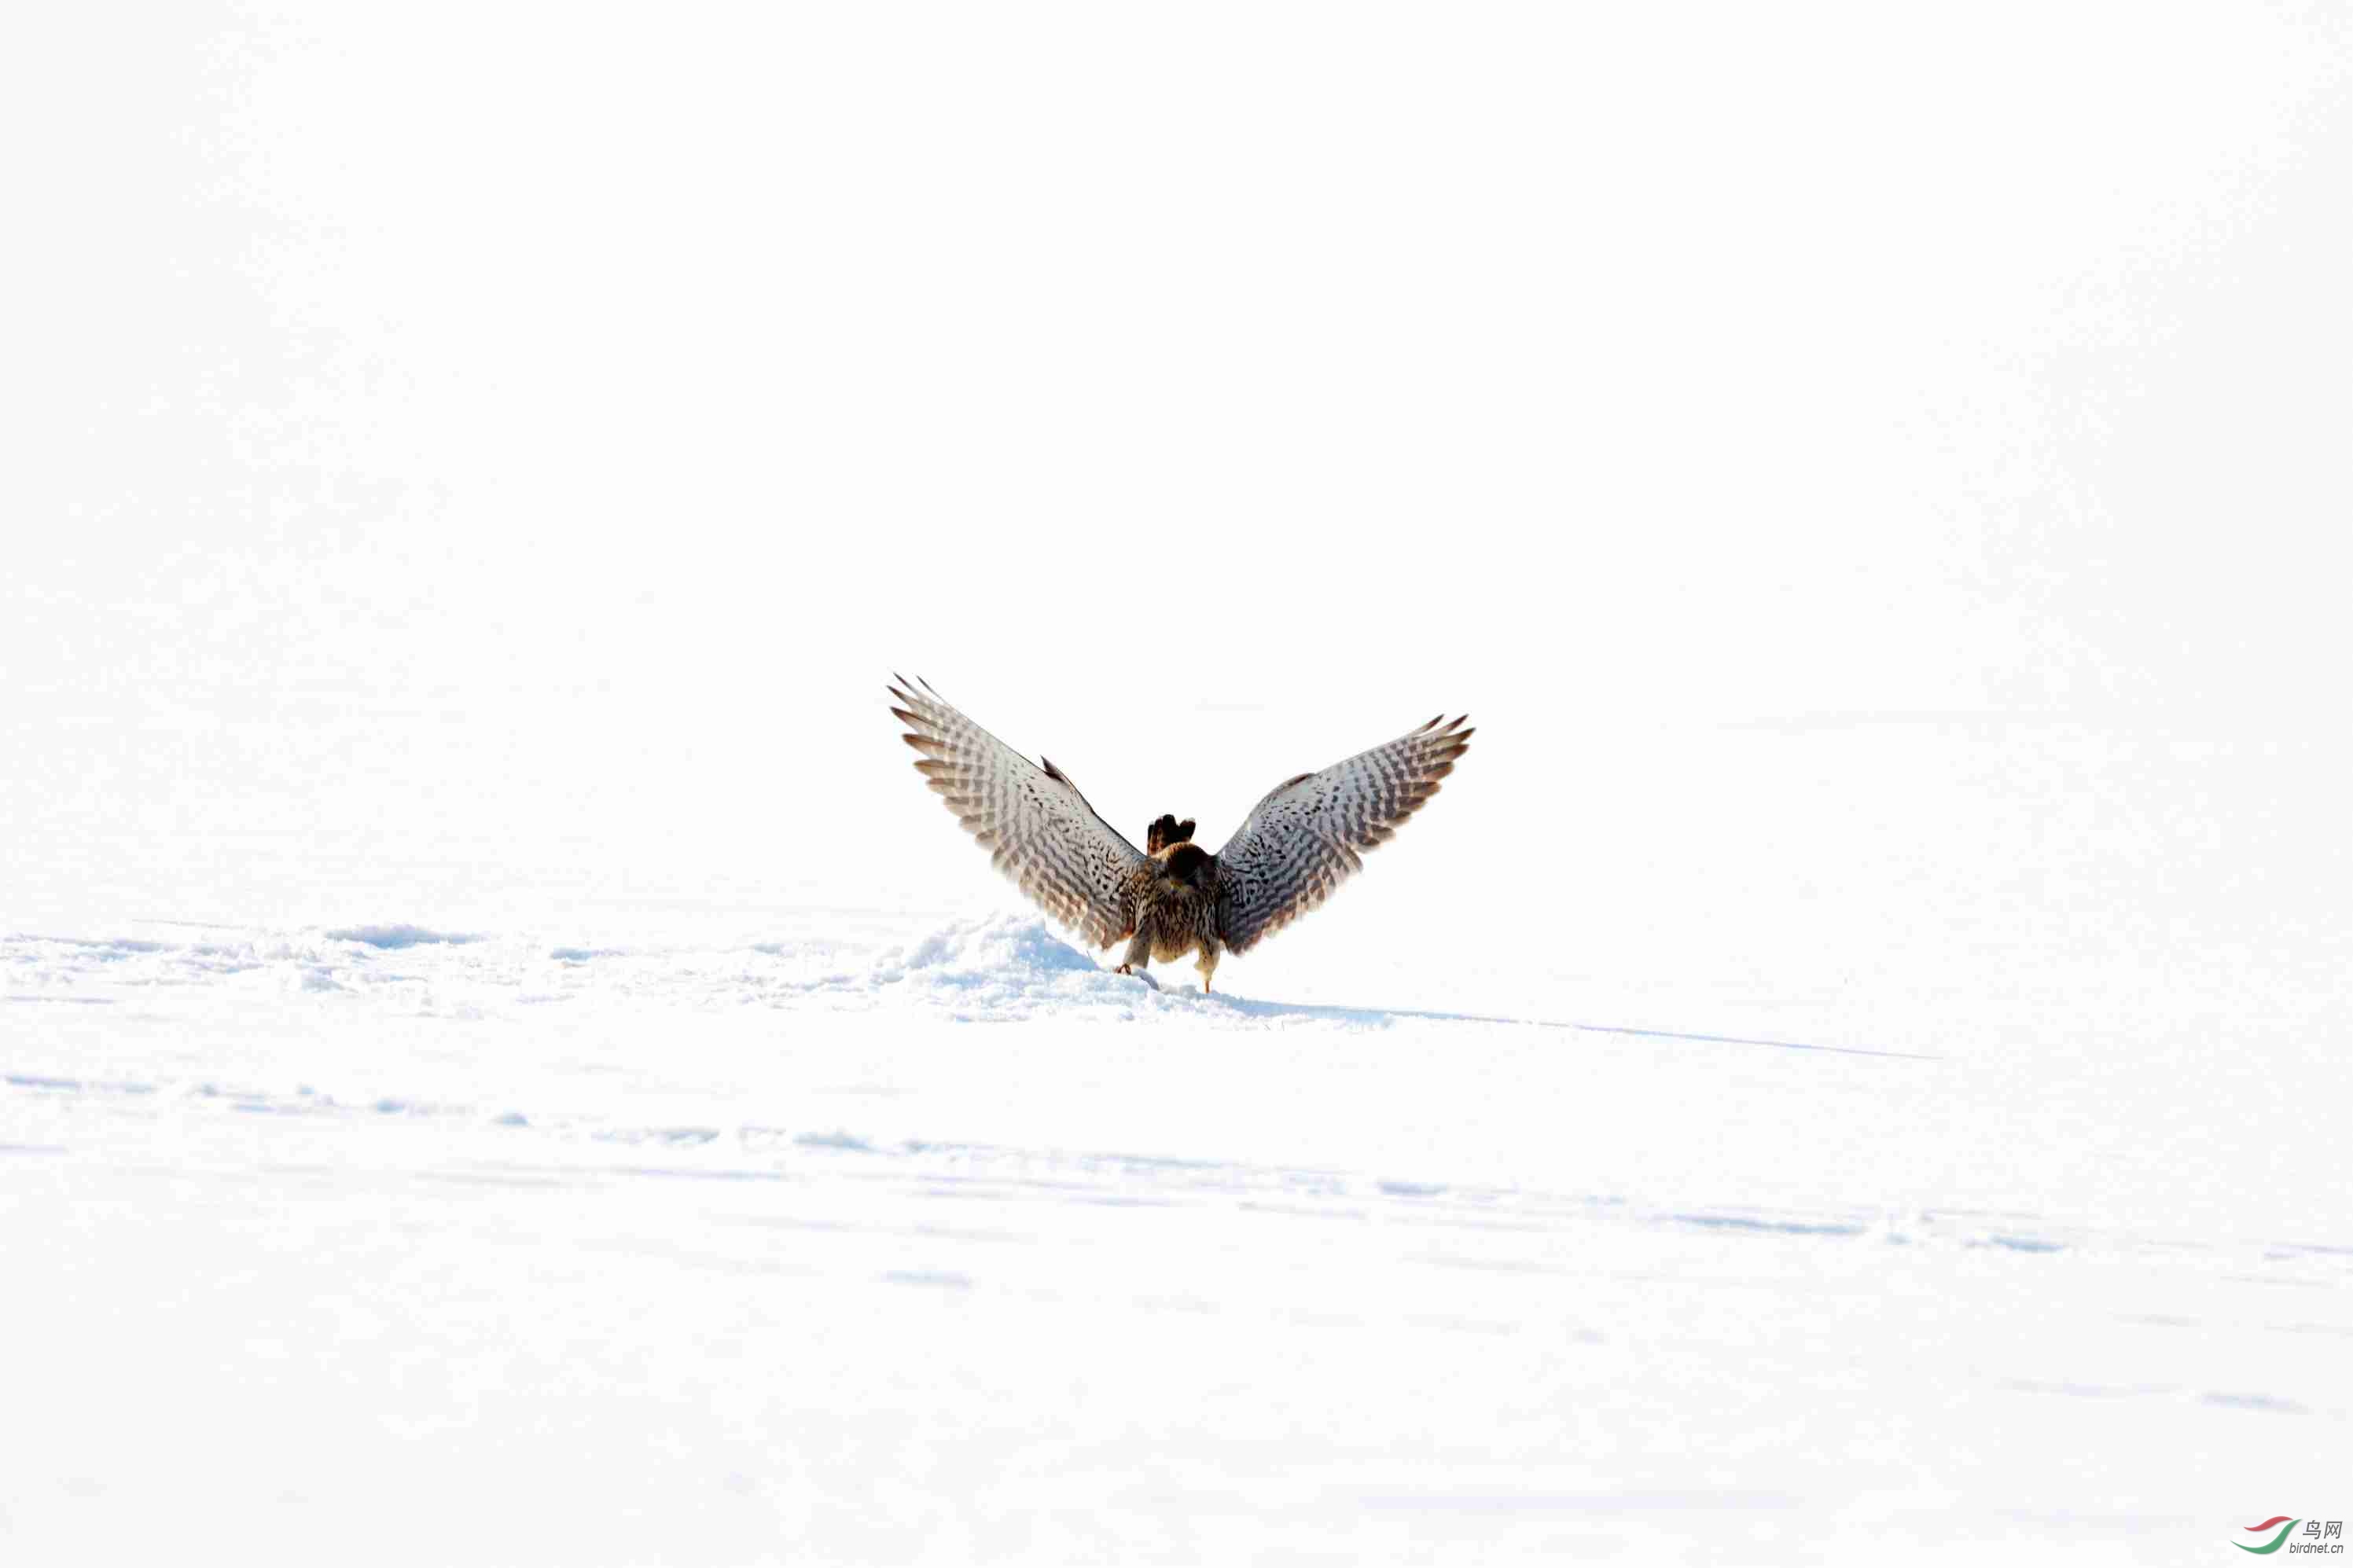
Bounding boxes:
[866,913,1166,1017]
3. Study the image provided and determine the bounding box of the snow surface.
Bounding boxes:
[6,907,2346,1564]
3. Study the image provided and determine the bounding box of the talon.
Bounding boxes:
[1116,963,1132,975]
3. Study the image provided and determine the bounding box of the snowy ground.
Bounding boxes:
[6,905,2346,1565]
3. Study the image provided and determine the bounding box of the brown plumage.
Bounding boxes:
[887,676,1472,993]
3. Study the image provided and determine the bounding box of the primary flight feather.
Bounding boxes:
[887,676,1472,992]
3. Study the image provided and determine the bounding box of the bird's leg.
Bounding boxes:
[1195,944,1220,995]
[1116,928,1153,980]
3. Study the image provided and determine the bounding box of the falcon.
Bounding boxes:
[886,676,1473,993]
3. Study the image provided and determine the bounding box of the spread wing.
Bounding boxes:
[888,676,1151,949]
[1215,714,1472,954]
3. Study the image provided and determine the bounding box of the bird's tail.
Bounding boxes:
[1146,814,1197,853]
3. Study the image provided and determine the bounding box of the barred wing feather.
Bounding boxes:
[888,677,1151,949]
[1215,714,1472,954]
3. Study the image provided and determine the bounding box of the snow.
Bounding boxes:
[6,902,2347,1563]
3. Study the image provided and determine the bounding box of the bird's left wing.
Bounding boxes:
[888,677,1152,949]
[1215,714,1472,955]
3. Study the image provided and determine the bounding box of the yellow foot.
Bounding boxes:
[1201,979,1211,993]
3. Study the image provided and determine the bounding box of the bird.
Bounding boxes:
[886,676,1472,993]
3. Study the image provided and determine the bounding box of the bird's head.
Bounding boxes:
[1157,841,1215,894]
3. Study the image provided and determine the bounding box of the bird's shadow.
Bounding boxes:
[1164,984,1940,1061]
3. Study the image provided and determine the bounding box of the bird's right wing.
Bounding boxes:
[1215,714,1472,954]
[888,677,1152,949]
